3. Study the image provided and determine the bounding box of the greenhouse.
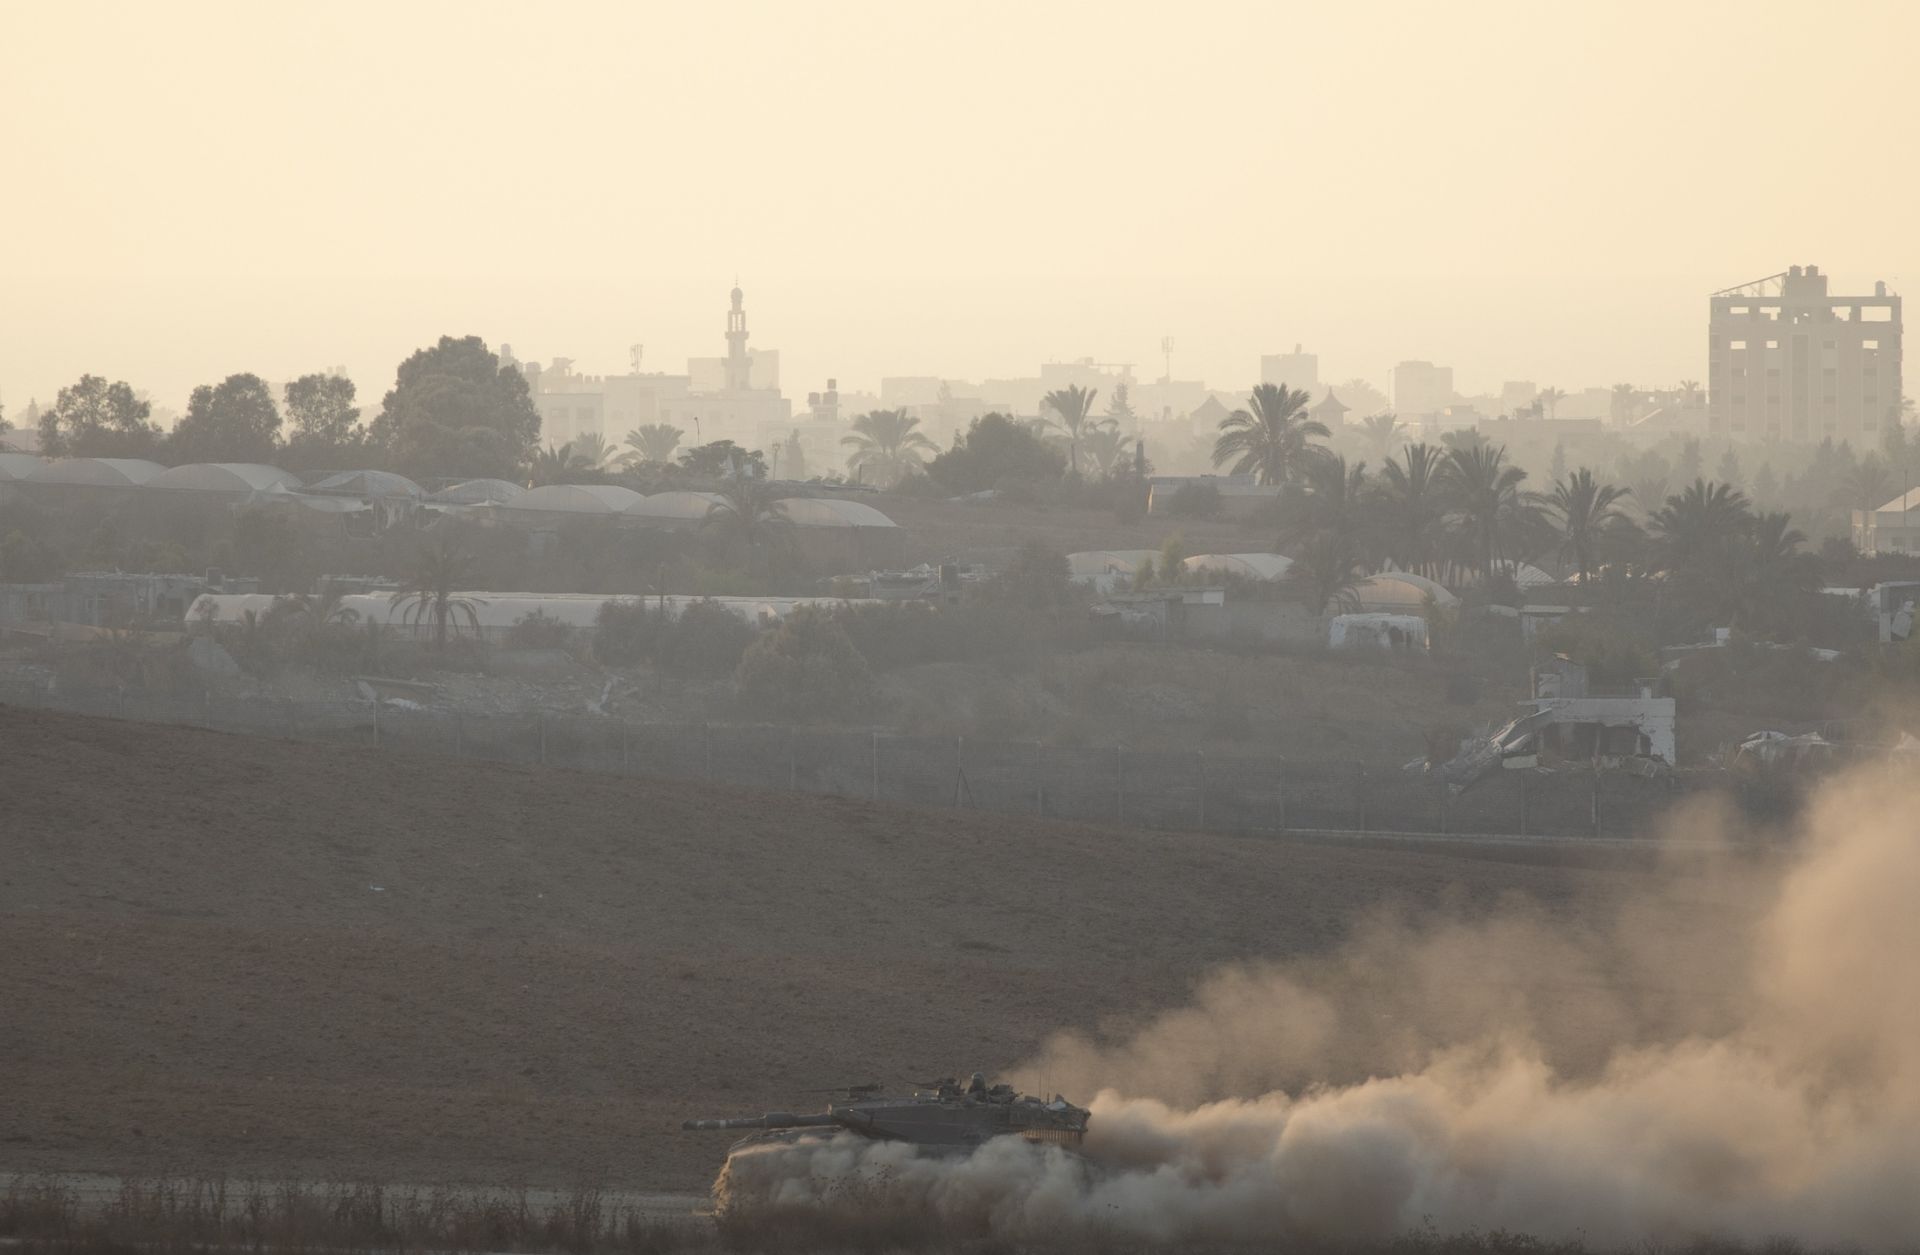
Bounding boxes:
[27,458,168,487]
[1182,553,1294,581]
[145,463,302,494]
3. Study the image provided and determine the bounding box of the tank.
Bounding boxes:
[682,1073,1090,1155]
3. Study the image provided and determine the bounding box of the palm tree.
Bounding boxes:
[623,423,684,466]
[1079,423,1130,478]
[1537,386,1567,420]
[1041,385,1100,477]
[703,475,792,564]
[1211,383,1328,486]
[530,442,576,486]
[1276,454,1375,566]
[1357,412,1403,458]
[1440,443,1538,584]
[1678,380,1703,406]
[392,538,485,652]
[841,409,937,487]
[1380,443,1448,579]
[1546,468,1632,586]
[1648,479,1752,573]
[571,431,618,472]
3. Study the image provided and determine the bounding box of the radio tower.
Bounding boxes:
[1159,336,1174,384]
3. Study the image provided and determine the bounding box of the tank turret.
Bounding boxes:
[681,1074,1089,1158]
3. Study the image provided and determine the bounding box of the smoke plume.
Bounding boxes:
[717,766,1920,1249]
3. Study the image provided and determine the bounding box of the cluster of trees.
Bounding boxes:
[1227,385,1825,636]
[36,336,541,480]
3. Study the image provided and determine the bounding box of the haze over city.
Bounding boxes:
[10,5,1920,1254]
[5,0,1919,408]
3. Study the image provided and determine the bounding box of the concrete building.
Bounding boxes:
[1391,360,1455,422]
[517,285,792,452]
[1260,344,1319,393]
[1853,489,1920,554]
[1709,265,1902,443]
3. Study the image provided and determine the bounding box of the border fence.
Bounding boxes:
[0,679,1701,841]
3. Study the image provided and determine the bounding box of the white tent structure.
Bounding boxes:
[1350,571,1459,611]
[501,484,644,514]
[306,470,423,499]
[626,490,727,522]
[0,453,47,481]
[28,457,167,487]
[147,463,301,493]
[777,497,899,529]
[428,478,525,505]
[1182,553,1294,581]
[1492,560,1559,590]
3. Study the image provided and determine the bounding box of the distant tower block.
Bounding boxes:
[725,283,751,391]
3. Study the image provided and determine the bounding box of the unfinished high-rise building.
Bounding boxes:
[1708,266,1901,442]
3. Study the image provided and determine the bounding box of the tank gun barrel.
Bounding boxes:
[681,1111,838,1132]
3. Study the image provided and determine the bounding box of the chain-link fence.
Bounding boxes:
[0,678,1698,840]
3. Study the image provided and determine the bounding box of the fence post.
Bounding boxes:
[1276,764,1287,833]
[1439,785,1448,834]
[538,715,547,765]
[871,731,880,801]
[788,729,797,791]
[1115,744,1124,824]
[1591,771,1602,836]
[704,724,713,779]
[1355,765,1368,832]
[371,698,381,747]
[952,736,964,807]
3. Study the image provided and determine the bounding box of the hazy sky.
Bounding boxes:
[4,0,1917,417]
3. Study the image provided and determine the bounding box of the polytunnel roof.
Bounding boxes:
[147,463,302,492]
[306,470,423,499]
[626,490,728,519]
[28,457,168,487]
[777,497,898,528]
[1067,550,1160,578]
[1351,571,1460,609]
[0,453,47,481]
[1492,560,1559,589]
[503,484,645,513]
[427,478,525,504]
[1182,553,1294,580]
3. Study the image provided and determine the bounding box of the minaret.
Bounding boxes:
[724,282,750,391]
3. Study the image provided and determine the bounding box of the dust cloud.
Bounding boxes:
[717,767,1920,1249]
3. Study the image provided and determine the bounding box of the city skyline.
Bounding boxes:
[4,1,1917,419]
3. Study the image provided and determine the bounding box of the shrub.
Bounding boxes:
[593,599,663,666]
[506,609,572,650]
[733,607,876,722]
[658,599,756,679]
[1166,481,1221,519]
[927,413,1065,494]
[1536,614,1660,689]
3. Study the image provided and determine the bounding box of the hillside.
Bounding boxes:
[3,705,1647,1192]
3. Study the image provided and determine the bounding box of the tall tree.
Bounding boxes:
[169,373,282,464]
[1546,468,1632,586]
[780,428,808,480]
[1357,412,1403,458]
[1211,383,1327,486]
[369,336,540,480]
[1380,443,1448,578]
[1276,453,1375,568]
[1080,424,1130,479]
[391,537,485,652]
[1648,479,1752,573]
[622,423,684,466]
[926,413,1066,493]
[1285,529,1368,615]
[841,409,937,487]
[702,476,792,568]
[1536,386,1566,420]
[1041,385,1100,477]
[1440,443,1537,583]
[1103,382,1137,430]
[570,431,618,472]
[281,373,363,469]
[37,375,162,459]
